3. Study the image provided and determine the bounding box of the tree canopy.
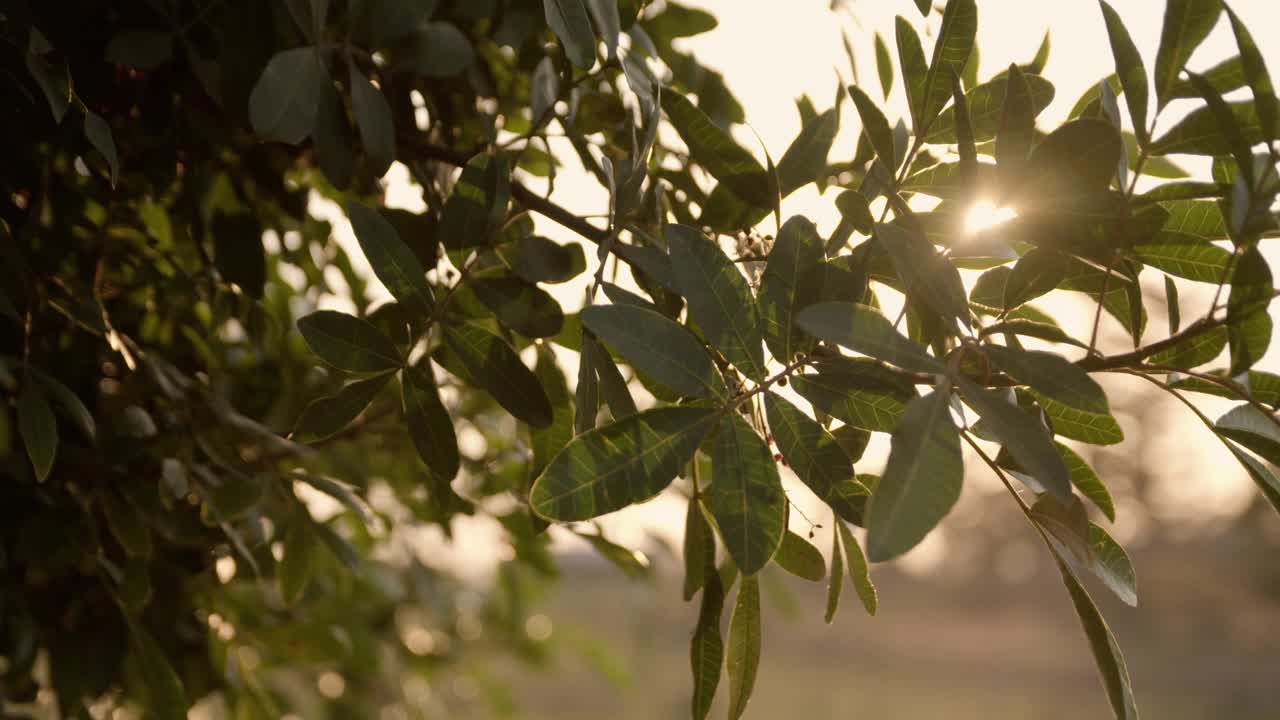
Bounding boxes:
[1,0,1278,718]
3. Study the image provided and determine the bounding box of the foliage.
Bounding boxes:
[1,0,1279,718]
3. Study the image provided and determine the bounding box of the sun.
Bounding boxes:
[964,200,1018,236]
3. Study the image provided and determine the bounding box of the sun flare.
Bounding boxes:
[964,200,1018,236]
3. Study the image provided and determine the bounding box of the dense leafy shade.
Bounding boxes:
[472,276,565,337]
[17,381,58,483]
[531,407,717,521]
[439,153,510,250]
[865,389,962,562]
[710,413,787,576]
[581,304,725,398]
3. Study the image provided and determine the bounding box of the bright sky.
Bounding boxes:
[311,0,1280,580]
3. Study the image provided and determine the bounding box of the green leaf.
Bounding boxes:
[211,214,267,299]
[472,275,565,337]
[1021,118,1123,200]
[836,520,877,614]
[1216,403,1280,466]
[1223,441,1280,516]
[125,618,190,720]
[83,111,119,187]
[313,75,355,189]
[439,323,552,428]
[1151,100,1273,156]
[895,16,929,133]
[1147,325,1227,369]
[1056,558,1140,720]
[544,0,596,69]
[1153,0,1223,110]
[102,491,152,559]
[297,310,402,374]
[396,22,475,77]
[764,392,866,524]
[877,223,970,329]
[1227,245,1272,375]
[847,84,896,173]
[292,372,392,443]
[1165,275,1181,334]
[926,73,1056,144]
[874,33,894,100]
[726,576,762,720]
[774,531,825,581]
[1003,248,1065,310]
[1225,5,1277,144]
[1031,493,1093,564]
[1031,390,1125,445]
[710,413,786,576]
[530,57,558,128]
[791,366,909,434]
[777,109,839,196]
[1170,369,1280,406]
[585,0,621,61]
[1090,523,1138,607]
[983,346,1108,414]
[914,0,931,17]
[1162,199,1227,239]
[661,91,771,208]
[865,389,961,562]
[919,0,978,135]
[961,379,1072,500]
[795,302,944,374]
[684,500,713,601]
[531,348,573,484]
[249,47,326,145]
[402,362,461,486]
[668,224,767,380]
[31,369,94,443]
[349,65,396,177]
[279,514,316,605]
[1133,232,1232,283]
[825,527,844,622]
[530,407,717,520]
[509,235,586,284]
[996,64,1035,178]
[1058,442,1116,522]
[346,201,435,317]
[981,318,1090,349]
[580,303,724,399]
[689,548,725,720]
[1168,56,1245,99]
[758,216,824,362]
[1185,71,1254,183]
[439,153,510,250]
[1098,1,1150,147]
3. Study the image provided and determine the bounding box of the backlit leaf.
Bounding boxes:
[764,392,865,524]
[1153,0,1222,110]
[545,0,596,69]
[297,310,402,374]
[1098,1,1150,147]
[249,48,326,144]
[581,303,724,399]
[710,413,786,576]
[690,548,724,720]
[874,33,894,100]
[847,84,896,173]
[983,345,1109,414]
[961,379,1072,500]
[661,91,771,208]
[836,519,877,614]
[1031,390,1124,446]
[773,531,825,581]
[726,576,762,720]
[927,73,1055,144]
[796,302,944,374]
[438,323,552,428]
[758,215,825,362]
[346,201,435,317]
[403,362,461,486]
[292,372,392,443]
[919,0,978,135]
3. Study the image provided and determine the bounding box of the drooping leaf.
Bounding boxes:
[796,302,944,374]
[580,303,725,399]
[836,519,877,614]
[279,514,316,605]
[1165,275,1182,334]
[585,0,621,61]
[297,310,402,374]
[1059,442,1116,522]
[438,323,553,428]
[689,547,725,720]
[1090,523,1138,607]
[402,362,461,486]
[1031,493,1093,564]
[668,224,767,380]
[1153,0,1223,110]
[1216,403,1280,466]
[472,275,565,337]
[249,47,326,144]
[530,407,718,520]
[983,346,1109,414]
[313,76,355,189]
[758,215,824,362]
[1031,390,1125,445]
[544,0,597,69]
[292,372,392,443]
[874,33,894,100]
[346,201,435,318]
[960,379,1072,500]
[661,91,771,208]
[31,370,95,443]
[865,389,962,562]
[684,499,713,601]
[726,576,762,720]
[774,531,825,581]
[530,56,559,128]
[825,527,844,622]
[710,413,786,576]
[919,0,978,135]
[348,65,396,177]
[764,392,866,524]
[1056,558,1140,720]
[847,84,896,173]
[1098,1,1150,147]
[1224,441,1280,515]
[1227,245,1272,375]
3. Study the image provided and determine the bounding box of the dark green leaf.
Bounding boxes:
[31,369,94,443]
[960,379,1072,500]
[531,407,717,520]
[1058,442,1116,522]
[726,575,762,720]
[125,618,190,720]
[1153,0,1223,109]
[581,303,724,399]
[1056,558,1140,720]
[1216,403,1280,466]
[777,109,839,196]
[1224,441,1280,516]
[847,84,895,173]
[983,346,1109,414]
[927,73,1056,144]
[313,76,355,189]
[661,91,771,208]
[951,70,977,178]
[439,153,510,250]
[1227,245,1272,375]
[1151,100,1273,156]
[509,235,586,284]
[690,548,724,720]
[919,0,978,135]
[836,519,877,614]
[1185,71,1254,183]
[791,366,909,434]
[544,0,596,69]
[211,214,267,299]
[1168,56,1245,99]
[292,372,392,443]
[472,276,565,337]
[796,302,945,374]
[1225,5,1277,144]
[439,323,552,428]
[297,310,402,374]
[874,33,894,100]
[1031,493,1093,564]
[530,56,558,128]
[1021,119,1123,200]
[981,319,1090,349]
[585,0,621,61]
[1031,390,1125,445]
[249,48,326,144]
[403,362,461,486]
[774,531,825,581]
[1098,1,1150,147]
[1003,248,1066,310]
[877,223,970,329]
[1090,523,1138,607]
[668,224,767,380]
[895,16,929,133]
[279,514,316,605]
[684,499,713,601]
[710,413,786,576]
[346,201,435,317]
[349,65,396,177]
[865,389,961,562]
[758,215,824,362]
[914,0,931,16]
[396,22,474,77]
[764,392,865,523]
[83,111,118,187]
[825,527,844,622]
[1165,275,1181,334]
[997,64,1035,178]
[102,491,152,559]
